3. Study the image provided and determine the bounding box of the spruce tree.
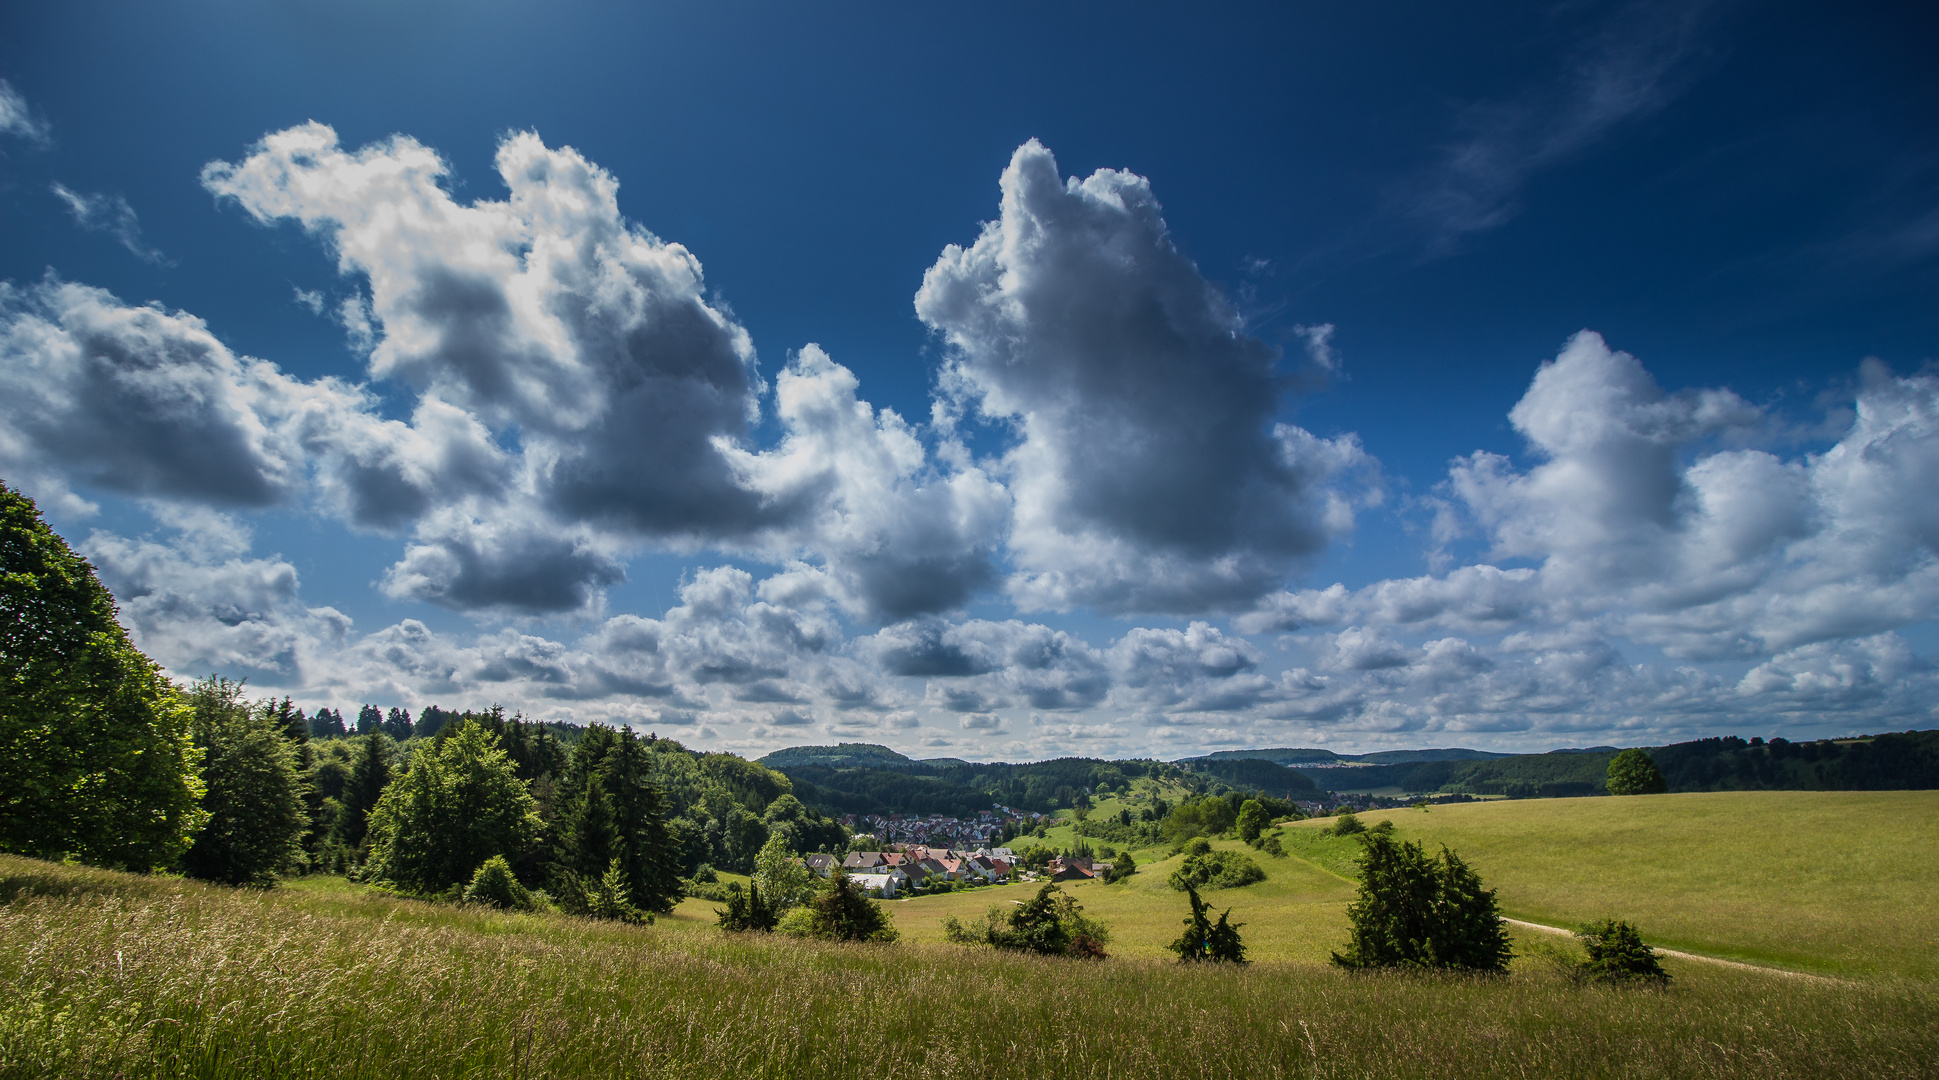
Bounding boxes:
[557,724,681,915]
[330,732,393,850]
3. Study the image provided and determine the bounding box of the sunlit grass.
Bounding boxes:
[1,855,1932,1080]
[1284,790,1939,979]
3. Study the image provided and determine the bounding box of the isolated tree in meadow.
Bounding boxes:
[0,483,207,870]
[1103,847,1137,883]
[752,831,816,910]
[1235,799,1271,843]
[1605,749,1669,795]
[1170,886,1246,963]
[1332,832,1511,972]
[364,720,541,896]
[180,678,309,886]
[1574,919,1670,985]
[801,869,899,942]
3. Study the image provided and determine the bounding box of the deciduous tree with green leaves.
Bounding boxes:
[0,482,207,870]
[1235,799,1271,842]
[1606,748,1669,795]
[364,720,541,896]
[751,831,816,910]
[180,678,309,886]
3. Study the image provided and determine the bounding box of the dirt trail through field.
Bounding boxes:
[1503,918,1848,983]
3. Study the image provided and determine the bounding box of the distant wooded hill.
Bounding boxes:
[760,729,1939,814]
[1237,731,1939,798]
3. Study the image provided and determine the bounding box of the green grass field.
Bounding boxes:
[3,790,1935,1078]
[1293,791,1939,980]
[978,789,1939,979]
[2,856,1933,1080]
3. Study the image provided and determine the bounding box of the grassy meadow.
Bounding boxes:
[1289,791,1939,980]
[3,789,1936,1078]
[3,856,1935,1080]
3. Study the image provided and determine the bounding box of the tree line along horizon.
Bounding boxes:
[0,478,1886,978]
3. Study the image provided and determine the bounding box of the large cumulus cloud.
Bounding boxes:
[917,140,1373,616]
[1248,332,1939,666]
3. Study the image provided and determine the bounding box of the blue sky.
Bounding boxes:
[3,0,1936,758]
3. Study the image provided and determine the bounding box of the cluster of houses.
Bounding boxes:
[798,845,1116,898]
[841,806,1043,849]
[795,846,1013,898]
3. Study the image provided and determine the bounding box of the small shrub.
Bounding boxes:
[1170,886,1246,963]
[1184,837,1213,856]
[462,854,535,911]
[716,880,779,932]
[1102,848,1137,883]
[692,863,719,884]
[1575,919,1671,985]
[1253,833,1285,858]
[1331,812,1366,836]
[943,882,1109,959]
[1167,849,1266,891]
[585,858,647,924]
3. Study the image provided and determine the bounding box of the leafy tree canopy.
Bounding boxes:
[0,482,206,870]
[1606,749,1669,795]
[181,678,308,886]
[364,720,541,896]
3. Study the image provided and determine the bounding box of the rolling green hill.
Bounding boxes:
[893,789,1939,980]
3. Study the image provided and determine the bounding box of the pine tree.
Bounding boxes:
[1170,886,1246,962]
[330,732,393,850]
[716,879,779,932]
[805,869,898,942]
[556,724,682,915]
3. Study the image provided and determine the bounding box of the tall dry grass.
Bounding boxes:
[0,857,1932,1079]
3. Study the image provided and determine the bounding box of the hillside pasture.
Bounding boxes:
[1286,790,1939,980]
[1,856,1933,1080]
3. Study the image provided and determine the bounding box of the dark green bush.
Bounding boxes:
[1167,849,1266,891]
[1332,833,1511,973]
[943,882,1109,958]
[716,879,779,932]
[1331,812,1366,836]
[1575,919,1670,985]
[1606,749,1669,795]
[463,854,536,911]
[1170,886,1246,963]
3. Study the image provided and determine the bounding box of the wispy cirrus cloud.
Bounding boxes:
[1405,0,1722,251]
[0,79,47,144]
[51,185,168,263]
